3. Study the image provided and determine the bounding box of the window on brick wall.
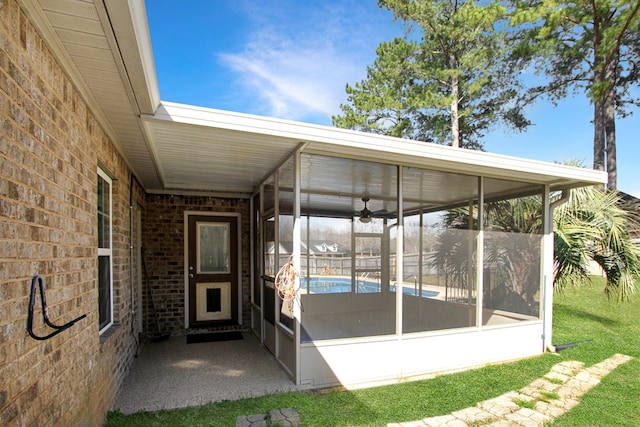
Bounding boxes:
[98,168,113,334]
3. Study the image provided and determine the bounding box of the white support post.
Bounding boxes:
[467,199,474,305]
[542,186,555,352]
[273,173,280,359]
[293,150,302,385]
[396,166,403,337]
[259,187,265,342]
[475,177,484,329]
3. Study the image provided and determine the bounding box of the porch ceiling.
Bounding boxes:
[20,0,608,200]
[142,102,608,201]
[140,105,301,194]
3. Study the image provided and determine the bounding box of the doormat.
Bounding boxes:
[186,331,244,344]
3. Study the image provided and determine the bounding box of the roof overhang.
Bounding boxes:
[141,102,607,196]
[18,0,162,188]
[19,0,608,199]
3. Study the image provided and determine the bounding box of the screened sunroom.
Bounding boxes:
[249,143,603,388]
[138,103,605,388]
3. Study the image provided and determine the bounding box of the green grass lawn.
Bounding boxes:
[107,278,639,426]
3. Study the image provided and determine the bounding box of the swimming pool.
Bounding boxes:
[300,276,439,297]
[300,276,377,293]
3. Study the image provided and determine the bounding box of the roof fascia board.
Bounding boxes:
[94,1,165,188]
[102,0,160,114]
[146,101,608,188]
[139,119,168,189]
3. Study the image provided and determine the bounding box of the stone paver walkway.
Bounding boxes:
[236,408,301,427]
[235,354,632,426]
[388,353,632,427]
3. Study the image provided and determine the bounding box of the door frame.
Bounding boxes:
[184,211,242,329]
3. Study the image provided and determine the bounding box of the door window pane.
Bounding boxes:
[197,223,230,273]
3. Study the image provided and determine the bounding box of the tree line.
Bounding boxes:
[333,0,640,190]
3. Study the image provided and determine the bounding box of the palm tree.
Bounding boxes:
[554,186,640,301]
[432,185,640,303]
[432,198,545,312]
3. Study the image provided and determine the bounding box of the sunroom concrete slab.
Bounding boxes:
[112,332,308,414]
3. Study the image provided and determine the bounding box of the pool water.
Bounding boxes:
[301,277,377,293]
[301,276,439,297]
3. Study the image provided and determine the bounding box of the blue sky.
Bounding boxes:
[145,0,639,196]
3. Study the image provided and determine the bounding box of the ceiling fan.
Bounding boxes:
[356,197,387,223]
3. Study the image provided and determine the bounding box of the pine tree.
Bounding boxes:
[333,0,530,149]
[512,0,640,189]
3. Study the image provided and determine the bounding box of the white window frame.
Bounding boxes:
[98,167,113,335]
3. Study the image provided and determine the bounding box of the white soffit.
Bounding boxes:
[141,104,302,194]
[20,0,162,189]
[143,102,607,195]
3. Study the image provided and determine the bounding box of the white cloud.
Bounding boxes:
[220,45,356,120]
[217,0,401,123]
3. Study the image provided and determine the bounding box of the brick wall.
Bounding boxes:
[0,1,140,425]
[143,194,251,335]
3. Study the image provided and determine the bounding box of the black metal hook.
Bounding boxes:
[27,275,87,341]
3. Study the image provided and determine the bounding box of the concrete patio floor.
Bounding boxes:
[112,332,309,414]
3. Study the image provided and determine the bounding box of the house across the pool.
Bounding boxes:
[1,0,607,425]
